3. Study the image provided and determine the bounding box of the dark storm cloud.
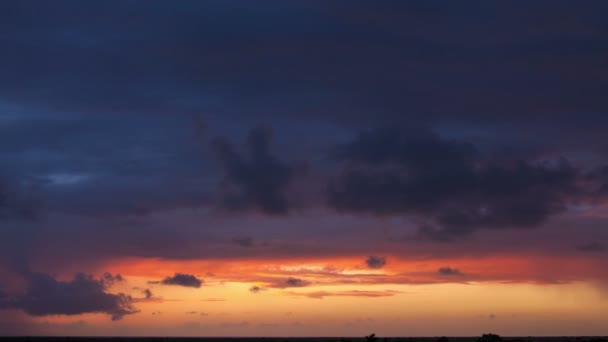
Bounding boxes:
[0,0,608,279]
[0,273,137,320]
[1,1,607,134]
[1,0,608,218]
[328,126,591,239]
[438,267,464,276]
[366,256,387,269]
[212,126,297,215]
[160,273,203,288]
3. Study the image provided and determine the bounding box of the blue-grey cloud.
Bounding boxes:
[284,278,310,288]
[366,256,387,269]
[0,0,608,293]
[249,286,265,293]
[328,126,597,239]
[438,267,464,276]
[0,272,137,320]
[212,126,297,215]
[160,273,203,288]
[1,1,607,125]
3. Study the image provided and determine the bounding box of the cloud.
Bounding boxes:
[586,165,608,197]
[160,273,203,288]
[2,1,608,300]
[365,256,387,269]
[249,286,265,293]
[577,242,606,252]
[143,289,153,299]
[438,267,464,276]
[232,236,254,248]
[132,288,166,304]
[101,272,123,287]
[200,298,225,302]
[328,126,589,239]
[2,1,606,131]
[284,278,310,288]
[0,273,137,321]
[0,179,42,221]
[288,290,401,299]
[212,126,298,215]
[0,116,213,218]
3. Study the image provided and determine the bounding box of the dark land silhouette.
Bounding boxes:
[0,334,606,342]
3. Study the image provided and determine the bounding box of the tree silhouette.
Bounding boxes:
[478,333,503,342]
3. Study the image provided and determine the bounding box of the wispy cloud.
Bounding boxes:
[286,290,402,299]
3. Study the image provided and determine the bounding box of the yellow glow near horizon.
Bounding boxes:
[12,255,607,336]
[27,278,608,336]
[24,276,608,337]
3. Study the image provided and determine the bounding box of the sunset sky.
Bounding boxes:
[1,1,608,337]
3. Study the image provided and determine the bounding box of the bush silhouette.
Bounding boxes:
[478,333,503,342]
[437,337,450,342]
[366,333,378,342]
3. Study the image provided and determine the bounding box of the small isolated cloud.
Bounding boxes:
[285,278,310,287]
[160,273,203,288]
[289,290,401,299]
[438,267,464,276]
[133,288,166,303]
[577,242,606,252]
[249,286,265,293]
[0,273,138,321]
[232,236,254,247]
[143,289,153,299]
[101,273,124,287]
[200,298,225,302]
[366,256,387,269]
[489,314,496,319]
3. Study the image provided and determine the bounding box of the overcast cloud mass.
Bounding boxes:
[1,0,608,336]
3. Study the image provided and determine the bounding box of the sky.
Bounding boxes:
[1,0,608,337]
